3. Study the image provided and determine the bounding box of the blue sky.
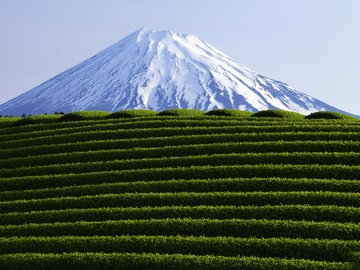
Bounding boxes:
[0,0,359,114]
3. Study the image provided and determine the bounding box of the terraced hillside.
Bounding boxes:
[1,111,360,269]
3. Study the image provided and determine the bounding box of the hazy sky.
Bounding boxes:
[1,0,359,114]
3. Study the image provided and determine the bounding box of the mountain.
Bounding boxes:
[0,27,353,116]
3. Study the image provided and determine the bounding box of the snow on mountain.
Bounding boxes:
[0,27,352,116]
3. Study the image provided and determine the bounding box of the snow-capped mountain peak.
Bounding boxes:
[0,27,351,116]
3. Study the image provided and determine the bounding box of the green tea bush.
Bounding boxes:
[205,109,253,117]
[305,111,357,120]
[2,138,360,162]
[157,109,206,117]
[0,117,358,140]
[1,218,359,240]
[0,236,359,262]
[106,110,158,119]
[2,121,360,151]
[14,115,62,126]
[1,204,360,226]
[2,177,360,202]
[251,110,304,119]
[3,152,360,178]
[351,252,360,265]
[58,111,110,122]
[2,164,360,191]
[0,117,20,128]
[0,252,348,270]
[1,190,360,213]
[4,127,360,152]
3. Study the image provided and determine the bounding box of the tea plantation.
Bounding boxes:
[1,109,360,269]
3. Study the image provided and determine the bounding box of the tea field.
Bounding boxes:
[0,109,360,269]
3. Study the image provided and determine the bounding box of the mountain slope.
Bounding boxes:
[0,27,351,116]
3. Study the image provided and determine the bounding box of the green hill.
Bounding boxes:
[0,111,360,269]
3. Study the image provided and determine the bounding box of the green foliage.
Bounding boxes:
[3,152,360,178]
[0,252,349,270]
[1,111,360,268]
[1,204,360,226]
[0,236,359,263]
[13,115,62,126]
[252,110,304,119]
[3,164,360,191]
[0,117,20,128]
[351,252,360,266]
[2,177,360,202]
[106,109,158,119]
[0,117,358,139]
[3,123,360,158]
[2,190,360,214]
[205,109,253,117]
[0,118,251,140]
[157,108,206,116]
[4,124,360,151]
[58,111,110,122]
[305,111,357,120]
[2,139,360,164]
[1,218,360,240]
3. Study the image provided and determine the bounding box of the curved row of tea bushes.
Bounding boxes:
[0,235,358,262]
[2,177,360,201]
[0,252,349,270]
[1,204,360,225]
[3,152,360,178]
[3,128,360,150]
[3,164,360,191]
